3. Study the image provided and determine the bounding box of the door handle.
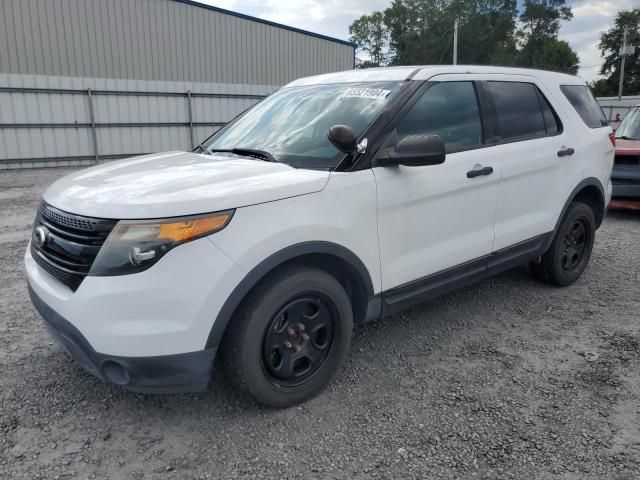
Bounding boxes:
[557,147,575,157]
[466,166,493,178]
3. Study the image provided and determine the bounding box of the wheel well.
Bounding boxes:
[258,253,370,324]
[573,185,605,228]
[206,243,374,350]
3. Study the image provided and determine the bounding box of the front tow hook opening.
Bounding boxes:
[101,360,131,386]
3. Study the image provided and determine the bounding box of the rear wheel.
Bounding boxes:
[219,266,353,407]
[529,202,595,286]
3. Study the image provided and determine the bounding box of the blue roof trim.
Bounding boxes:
[172,0,357,49]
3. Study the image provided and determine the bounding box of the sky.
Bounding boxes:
[194,0,637,82]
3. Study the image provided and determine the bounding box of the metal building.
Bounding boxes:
[0,0,355,168]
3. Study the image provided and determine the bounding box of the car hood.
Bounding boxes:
[43,151,330,219]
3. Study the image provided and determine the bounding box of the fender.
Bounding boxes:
[545,176,605,251]
[205,241,374,350]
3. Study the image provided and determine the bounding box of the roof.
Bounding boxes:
[173,0,356,48]
[286,67,419,87]
[285,65,585,87]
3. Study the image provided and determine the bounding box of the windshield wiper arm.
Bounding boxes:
[194,143,209,154]
[231,147,277,162]
[616,135,637,141]
[207,147,277,162]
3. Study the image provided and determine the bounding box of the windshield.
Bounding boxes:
[616,107,640,140]
[203,81,403,169]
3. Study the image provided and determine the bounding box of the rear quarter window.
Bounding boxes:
[560,85,608,129]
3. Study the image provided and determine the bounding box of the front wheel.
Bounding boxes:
[219,266,353,407]
[529,201,595,286]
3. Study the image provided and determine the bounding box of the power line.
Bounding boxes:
[438,27,456,64]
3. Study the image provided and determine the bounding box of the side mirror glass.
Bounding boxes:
[382,134,446,167]
[328,124,357,153]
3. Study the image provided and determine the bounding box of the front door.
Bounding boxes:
[373,80,499,292]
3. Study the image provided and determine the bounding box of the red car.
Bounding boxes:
[611,104,640,210]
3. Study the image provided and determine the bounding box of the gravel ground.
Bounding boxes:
[1,167,639,480]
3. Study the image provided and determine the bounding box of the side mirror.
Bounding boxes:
[328,125,357,153]
[383,134,446,167]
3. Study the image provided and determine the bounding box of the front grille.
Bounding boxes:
[31,202,117,291]
[615,154,640,166]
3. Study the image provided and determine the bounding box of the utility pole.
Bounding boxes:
[452,18,458,65]
[618,26,629,101]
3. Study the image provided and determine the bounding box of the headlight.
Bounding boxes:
[89,210,234,276]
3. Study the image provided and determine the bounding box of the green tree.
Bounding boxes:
[453,0,519,66]
[487,38,520,66]
[597,8,640,96]
[348,0,578,74]
[366,0,518,66]
[517,0,578,73]
[349,12,389,67]
[519,0,572,41]
[588,79,612,98]
[520,38,579,74]
[383,0,435,66]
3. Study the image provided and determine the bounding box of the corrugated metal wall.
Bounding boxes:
[0,73,276,168]
[0,0,355,85]
[0,0,355,168]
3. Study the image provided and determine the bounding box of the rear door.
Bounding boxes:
[475,76,579,251]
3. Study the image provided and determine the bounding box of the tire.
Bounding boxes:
[529,201,595,286]
[219,266,353,408]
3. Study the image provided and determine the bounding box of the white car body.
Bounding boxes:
[26,66,614,395]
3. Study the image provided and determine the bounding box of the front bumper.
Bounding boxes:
[29,284,216,393]
[25,236,245,357]
[25,231,247,392]
[612,165,640,199]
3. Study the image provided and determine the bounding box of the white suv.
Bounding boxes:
[26,66,614,407]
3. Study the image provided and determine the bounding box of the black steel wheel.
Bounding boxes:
[530,201,595,286]
[220,266,353,407]
[561,217,589,272]
[262,296,336,387]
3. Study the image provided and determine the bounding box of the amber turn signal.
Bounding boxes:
[158,213,233,243]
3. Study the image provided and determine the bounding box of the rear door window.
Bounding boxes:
[560,85,608,129]
[537,90,562,135]
[486,81,546,142]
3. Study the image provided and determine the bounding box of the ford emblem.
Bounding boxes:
[34,225,49,247]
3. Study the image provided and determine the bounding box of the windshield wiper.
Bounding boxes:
[616,135,637,141]
[208,147,277,162]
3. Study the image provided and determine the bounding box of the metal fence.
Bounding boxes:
[596,96,639,130]
[0,74,275,169]
[600,104,631,124]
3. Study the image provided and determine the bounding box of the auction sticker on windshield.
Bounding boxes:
[340,88,391,100]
